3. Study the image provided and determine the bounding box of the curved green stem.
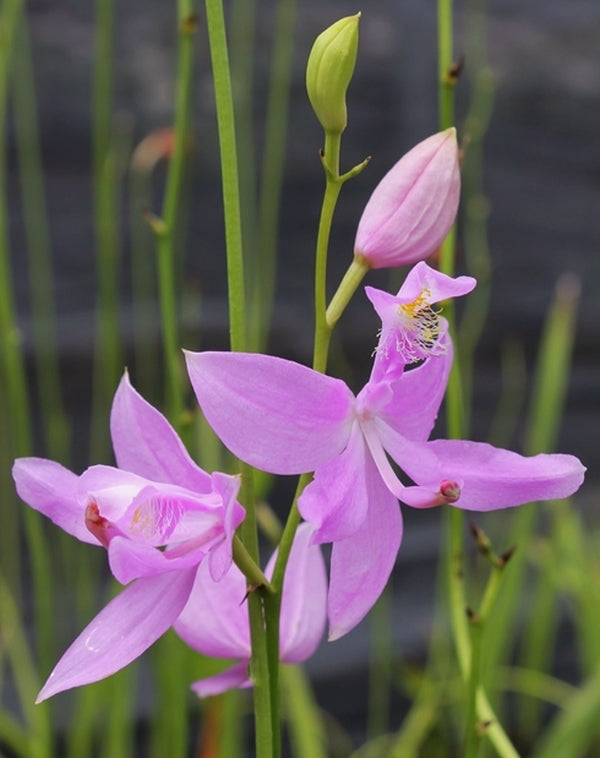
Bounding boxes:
[326,256,369,328]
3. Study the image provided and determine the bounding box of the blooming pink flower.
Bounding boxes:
[175,523,327,696]
[184,265,585,640]
[12,373,244,701]
[354,129,460,269]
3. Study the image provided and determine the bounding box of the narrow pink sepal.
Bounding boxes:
[375,347,453,442]
[175,557,250,660]
[110,372,212,492]
[354,129,460,269]
[191,662,252,698]
[298,422,370,543]
[184,351,354,474]
[12,458,98,545]
[207,472,245,581]
[271,524,327,662]
[327,454,402,641]
[36,568,196,702]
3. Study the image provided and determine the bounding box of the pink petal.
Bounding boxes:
[207,472,245,581]
[298,422,371,543]
[107,537,207,584]
[174,559,250,660]
[268,524,327,663]
[370,346,452,442]
[393,261,476,305]
[327,456,402,641]
[403,439,586,511]
[184,351,355,474]
[36,569,196,702]
[110,372,211,492]
[12,458,98,545]
[354,130,460,269]
[191,662,252,698]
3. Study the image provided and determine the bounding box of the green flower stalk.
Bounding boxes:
[306,13,360,134]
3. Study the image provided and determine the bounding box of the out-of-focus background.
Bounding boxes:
[3,0,599,754]
[11,0,598,464]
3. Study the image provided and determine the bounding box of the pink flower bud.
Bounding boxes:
[354,128,460,269]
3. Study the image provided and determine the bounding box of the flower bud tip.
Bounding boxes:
[306,14,360,134]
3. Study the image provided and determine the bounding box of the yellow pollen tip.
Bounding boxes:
[392,288,445,362]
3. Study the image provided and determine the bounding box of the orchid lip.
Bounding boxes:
[440,479,461,502]
[85,502,115,548]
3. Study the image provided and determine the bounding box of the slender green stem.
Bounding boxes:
[13,14,70,462]
[205,0,246,353]
[153,6,197,424]
[326,256,369,328]
[0,0,55,682]
[437,0,456,136]
[464,563,505,758]
[89,0,122,461]
[205,3,273,755]
[262,127,346,756]
[230,0,258,339]
[312,130,341,372]
[437,3,519,755]
[0,0,28,604]
[251,0,297,350]
[233,535,273,591]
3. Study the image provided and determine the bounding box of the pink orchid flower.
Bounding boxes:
[12,373,244,701]
[175,523,327,696]
[184,265,585,641]
[354,129,460,269]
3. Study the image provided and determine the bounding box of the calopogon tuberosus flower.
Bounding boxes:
[185,264,585,641]
[12,373,244,701]
[175,523,327,696]
[354,129,460,269]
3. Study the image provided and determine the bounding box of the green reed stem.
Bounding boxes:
[129,165,158,397]
[0,0,27,605]
[89,0,122,461]
[13,14,70,462]
[437,3,519,755]
[204,3,274,755]
[0,0,55,684]
[230,0,257,330]
[153,4,197,424]
[263,125,370,757]
[367,584,393,738]
[0,576,52,758]
[205,0,246,354]
[282,664,327,758]
[250,0,297,350]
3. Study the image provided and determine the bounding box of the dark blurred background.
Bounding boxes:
[6,0,599,746]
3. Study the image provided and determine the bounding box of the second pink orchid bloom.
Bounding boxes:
[185,264,585,640]
[13,374,244,701]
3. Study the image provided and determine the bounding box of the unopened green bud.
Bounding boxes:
[306,13,360,134]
